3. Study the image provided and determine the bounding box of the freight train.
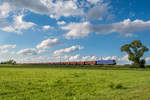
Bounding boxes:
[21,60,116,65]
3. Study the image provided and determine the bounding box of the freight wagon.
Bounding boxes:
[84,61,97,65]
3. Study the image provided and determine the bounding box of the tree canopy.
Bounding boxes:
[121,40,148,68]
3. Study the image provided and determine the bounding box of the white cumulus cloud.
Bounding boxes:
[17,48,38,56]
[87,3,110,20]
[57,21,66,25]
[62,19,150,39]
[0,44,16,55]
[0,49,9,54]
[62,22,91,39]
[2,0,84,19]
[48,0,84,19]
[0,14,35,34]
[36,38,59,49]
[54,45,83,55]
[87,0,101,4]
[3,0,49,15]
[93,19,150,34]
[0,44,16,49]
[0,2,12,18]
[42,25,53,30]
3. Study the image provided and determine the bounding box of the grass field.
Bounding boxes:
[0,65,150,100]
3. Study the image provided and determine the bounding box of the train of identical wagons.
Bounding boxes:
[22,60,116,65]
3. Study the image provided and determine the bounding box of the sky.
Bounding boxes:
[0,0,150,64]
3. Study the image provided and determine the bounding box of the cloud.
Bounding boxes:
[15,55,61,63]
[0,14,35,34]
[36,38,59,49]
[103,56,118,60]
[17,48,38,56]
[82,55,98,61]
[3,0,49,15]
[48,0,84,19]
[62,55,98,61]
[42,25,53,30]
[0,0,113,22]
[146,57,150,61]
[59,54,98,62]
[62,22,91,39]
[100,55,130,65]
[106,14,115,21]
[124,33,137,37]
[117,55,131,65]
[0,49,9,54]
[14,54,97,63]
[91,19,150,34]
[0,44,16,49]
[145,57,150,65]
[0,2,12,18]
[87,3,110,20]
[37,49,47,54]
[54,45,83,55]
[87,0,101,4]
[2,0,83,19]
[119,55,129,61]
[0,44,16,55]
[0,26,16,32]
[68,54,81,61]
[17,38,60,56]
[62,19,150,39]
[57,21,66,25]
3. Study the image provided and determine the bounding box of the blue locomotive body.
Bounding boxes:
[96,60,116,65]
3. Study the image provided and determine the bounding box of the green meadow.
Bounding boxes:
[0,65,150,100]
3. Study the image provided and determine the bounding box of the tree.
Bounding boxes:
[7,59,16,64]
[121,40,148,68]
[1,59,16,64]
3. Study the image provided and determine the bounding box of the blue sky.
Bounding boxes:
[0,0,150,64]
